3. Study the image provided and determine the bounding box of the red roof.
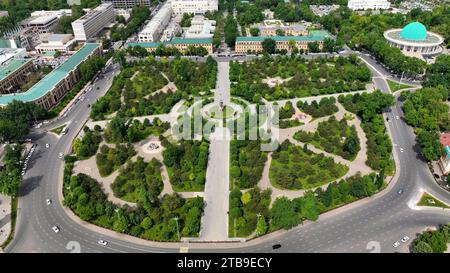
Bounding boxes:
[439,133,450,147]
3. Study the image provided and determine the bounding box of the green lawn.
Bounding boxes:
[417,192,450,209]
[387,79,413,92]
[50,124,66,135]
[208,105,235,119]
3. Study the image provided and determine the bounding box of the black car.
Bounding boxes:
[272,244,282,250]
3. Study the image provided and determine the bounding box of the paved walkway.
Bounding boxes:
[257,101,373,200]
[198,61,231,241]
[0,194,11,247]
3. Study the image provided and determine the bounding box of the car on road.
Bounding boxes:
[52,226,60,233]
[46,199,52,205]
[98,240,108,246]
[21,171,25,176]
[96,86,100,90]
[397,189,404,195]
[401,236,409,243]
[59,152,64,159]
[393,241,400,248]
[396,116,399,120]
[45,143,50,148]
[272,244,282,250]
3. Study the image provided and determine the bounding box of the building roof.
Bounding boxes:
[47,34,73,42]
[0,59,31,81]
[129,38,213,48]
[400,22,427,41]
[236,34,327,42]
[171,37,212,44]
[0,43,100,106]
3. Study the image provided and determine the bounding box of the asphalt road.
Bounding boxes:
[5,54,450,253]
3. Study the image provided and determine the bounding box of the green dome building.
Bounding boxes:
[399,22,427,41]
[384,22,443,57]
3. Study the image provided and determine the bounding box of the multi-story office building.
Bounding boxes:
[101,0,151,8]
[235,30,330,54]
[347,0,391,10]
[171,0,218,15]
[138,2,172,42]
[71,3,115,41]
[21,15,59,34]
[0,43,101,110]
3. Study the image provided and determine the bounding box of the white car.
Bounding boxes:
[401,236,410,243]
[396,116,399,120]
[393,241,400,248]
[52,226,60,233]
[59,152,64,159]
[97,240,108,246]
[45,143,50,148]
[21,171,25,176]
[46,199,52,205]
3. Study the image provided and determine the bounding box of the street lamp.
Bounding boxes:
[173,217,180,241]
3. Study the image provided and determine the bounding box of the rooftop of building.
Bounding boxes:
[27,15,58,25]
[47,34,73,42]
[0,43,100,106]
[0,59,31,81]
[74,3,113,23]
[129,37,213,48]
[400,22,427,41]
[236,31,330,42]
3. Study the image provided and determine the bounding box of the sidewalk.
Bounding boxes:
[0,194,11,247]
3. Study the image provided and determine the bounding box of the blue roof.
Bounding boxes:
[0,43,100,106]
[0,59,31,81]
[400,22,427,41]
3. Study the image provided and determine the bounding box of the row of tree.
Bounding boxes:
[0,144,22,197]
[269,172,383,230]
[338,91,395,173]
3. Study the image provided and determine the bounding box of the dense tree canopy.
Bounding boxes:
[0,100,47,142]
